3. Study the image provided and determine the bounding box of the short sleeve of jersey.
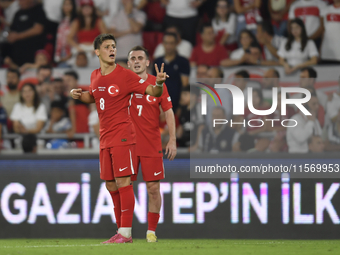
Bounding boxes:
[126,69,150,94]
[160,84,173,112]
[34,4,47,25]
[89,71,95,97]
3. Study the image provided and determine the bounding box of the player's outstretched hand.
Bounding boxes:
[155,63,169,85]
[70,88,82,100]
[165,139,177,161]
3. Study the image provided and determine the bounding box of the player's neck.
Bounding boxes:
[138,72,148,81]
[100,62,117,76]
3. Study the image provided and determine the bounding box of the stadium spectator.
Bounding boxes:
[51,78,69,113]
[320,0,340,63]
[42,0,64,57]
[35,65,55,114]
[256,22,284,62]
[44,100,72,134]
[190,24,228,67]
[205,66,233,123]
[286,93,322,153]
[21,133,37,153]
[245,42,279,66]
[308,135,325,153]
[268,90,296,152]
[233,0,262,36]
[63,70,89,136]
[75,51,89,67]
[109,0,146,64]
[212,0,237,53]
[196,64,209,79]
[261,68,280,104]
[268,0,295,36]
[221,29,257,66]
[288,0,327,45]
[294,67,328,109]
[1,68,20,116]
[153,32,190,111]
[278,18,318,75]
[67,0,107,67]
[142,0,166,31]
[93,0,121,28]
[0,105,8,149]
[153,26,193,59]
[162,0,206,45]
[55,0,78,67]
[177,86,204,149]
[327,109,340,144]
[202,106,236,153]
[244,88,271,151]
[10,83,47,135]
[234,69,250,95]
[1,0,19,26]
[326,77,340,123]
[19,49,51,74]
[4,0,47,67]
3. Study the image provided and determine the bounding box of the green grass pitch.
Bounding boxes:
[0,239,339,255]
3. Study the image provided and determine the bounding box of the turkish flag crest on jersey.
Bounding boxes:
[108,84,120,97]
[145,95,157,104]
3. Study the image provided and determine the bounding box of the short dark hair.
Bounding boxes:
[258,22,274,36]
[128,46,150,59]
[64,70,79,80]
[93,34,116,50]
[250,42,262,52]
[301,67,317,79]
[7,68,21,79]
[37,65,52,73]
[200,23,213,34]
[51,100,66,111]
[22,134,37,153]
[235,70,250,79]
[165,25,182,37]
[210,67,224,79]
[163,32,178,42]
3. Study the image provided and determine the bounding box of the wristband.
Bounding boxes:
[156,82,163,87]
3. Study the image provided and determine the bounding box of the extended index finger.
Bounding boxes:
[154,63,159,74]
[160,63,164,73]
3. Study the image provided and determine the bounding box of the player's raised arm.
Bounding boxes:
[70,88,95,104]
[145,63,169,97]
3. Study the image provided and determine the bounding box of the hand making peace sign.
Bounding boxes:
[155,63,169,85]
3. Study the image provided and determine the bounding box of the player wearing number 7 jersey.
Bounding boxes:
[69,34,169,244]
[127,46,177,242]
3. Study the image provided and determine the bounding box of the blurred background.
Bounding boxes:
[0,0,340,239]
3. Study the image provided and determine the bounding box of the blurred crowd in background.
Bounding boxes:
[0,0,339,154]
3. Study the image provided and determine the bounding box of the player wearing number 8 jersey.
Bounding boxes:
[70,34,169,243]
[127,46,177,242]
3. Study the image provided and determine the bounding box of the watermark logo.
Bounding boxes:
[199,84,311,116]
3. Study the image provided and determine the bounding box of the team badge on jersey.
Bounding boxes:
[146,95,157,104]
[108,84,120,97]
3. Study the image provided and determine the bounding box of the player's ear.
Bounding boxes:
[127,60,130,68]
[146,59,150,67]
[95,49,100,57]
